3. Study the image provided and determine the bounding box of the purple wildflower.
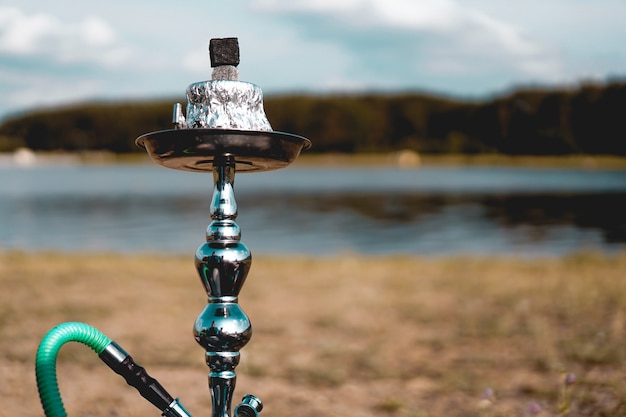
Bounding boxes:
[564,372,576,386]
[527,401,542,415]
[481,387,496,401]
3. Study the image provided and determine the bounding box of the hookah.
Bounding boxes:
[35,37,311,417]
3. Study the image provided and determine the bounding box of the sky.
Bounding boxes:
[1,0,625,120]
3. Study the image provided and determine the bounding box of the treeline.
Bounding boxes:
[1,81,625,155]
[0,100,178,153]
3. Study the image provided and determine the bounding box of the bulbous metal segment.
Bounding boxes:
[194,303,252,352]
[195,243,252,297]
[207,220,241,241]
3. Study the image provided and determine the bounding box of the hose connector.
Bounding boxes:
[99,341,189,414]
[234,394,263,417]
[163,398,194,417]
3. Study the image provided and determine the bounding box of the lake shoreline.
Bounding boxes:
[3,149,626,170]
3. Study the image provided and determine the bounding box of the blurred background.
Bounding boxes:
[1,0,625,257]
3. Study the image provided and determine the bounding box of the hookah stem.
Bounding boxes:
[35,321,192,417]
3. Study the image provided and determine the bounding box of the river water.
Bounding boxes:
[1,163,625,257]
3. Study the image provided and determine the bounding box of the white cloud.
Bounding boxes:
[80,17,117,47]
[437,10,563,79]
[251,0,564,81]
[0,65,104,115]
[368,0,464,31]
[252,0,364,14]
[0,7,57,54]
[0,6,130,66]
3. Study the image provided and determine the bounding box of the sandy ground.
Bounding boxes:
[1,251,625,417]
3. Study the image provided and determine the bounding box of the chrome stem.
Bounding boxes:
[193,155,253,417]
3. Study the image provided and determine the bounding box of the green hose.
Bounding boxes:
[35,322,111,417]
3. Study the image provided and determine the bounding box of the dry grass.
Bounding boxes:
[1,250,625,417]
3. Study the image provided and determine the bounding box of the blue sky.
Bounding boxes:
[1,0,625,120]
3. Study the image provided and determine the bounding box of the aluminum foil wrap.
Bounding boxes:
[185,80,272,131]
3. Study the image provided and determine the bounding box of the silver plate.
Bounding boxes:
[136,129,311,173]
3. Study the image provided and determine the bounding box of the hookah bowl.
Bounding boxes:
[137,38,310,417]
